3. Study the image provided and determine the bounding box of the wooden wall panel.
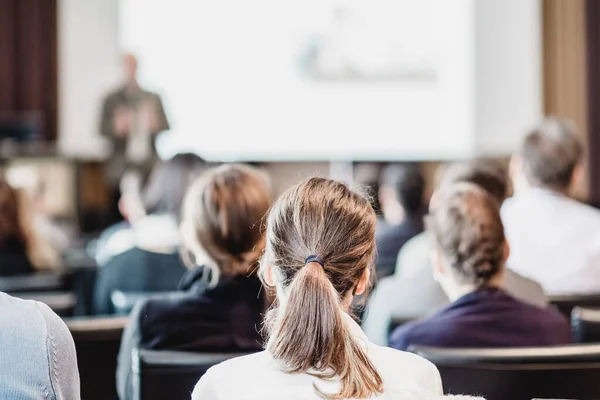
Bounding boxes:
[0,0,57,141]
[543,0,588,199]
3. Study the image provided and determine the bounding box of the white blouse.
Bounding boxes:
[192,314,443,400]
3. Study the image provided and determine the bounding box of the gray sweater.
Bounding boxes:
[0,292,80,399]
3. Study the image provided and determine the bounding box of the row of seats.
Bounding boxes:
[66,314,600,400]
[0,268,97,316]
[7,272,600,399]
[63,307,600,400]
[412,344,600,400]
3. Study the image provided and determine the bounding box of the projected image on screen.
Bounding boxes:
[120,0,473,161]
[295,4,437,81]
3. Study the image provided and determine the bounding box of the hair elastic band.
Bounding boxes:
[305,255,324,266]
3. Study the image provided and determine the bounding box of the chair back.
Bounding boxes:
[572,307,600,343]
[15,291,77,316]
[65,316,128,400]
[410,344,600,400]
[0,271,70,293]
[134,349,249,400]
[549,293,600,318]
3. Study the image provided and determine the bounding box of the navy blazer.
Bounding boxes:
[116,267,266,400]
[389,287,571,351]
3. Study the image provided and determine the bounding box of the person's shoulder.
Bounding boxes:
[371,343,436,371]
[103,87,127,102]
[208,351,271,377]
[570,198,600,222]
[369,344,442,394]
[192,351,270,396]
[388,318,425,351]
[0,292,43,320]
[136,289,206,334]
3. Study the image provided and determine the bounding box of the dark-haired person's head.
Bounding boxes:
[119,153,206,223]
[438,159,508,204]
[180,164,271,285]
[427,183,508,301]
[511,117,583,194]
[260,177,383,399]
[379,164,425,224]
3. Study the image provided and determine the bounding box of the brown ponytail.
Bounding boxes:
[261,177,383,399]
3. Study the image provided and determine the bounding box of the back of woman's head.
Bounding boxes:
[0,178,25,250]
[261,177,383,400]
[181,164,271,282]
[427,183,505,287]
[142,153,206,218]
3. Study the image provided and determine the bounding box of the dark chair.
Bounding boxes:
[14,291,77,317]
[0,271,71,293]
[134,349,249,400]
[388,316,415,337]
[410,344,600,400]
[548,293,600,318]
[572,307,600,343]
[65,316,129,400]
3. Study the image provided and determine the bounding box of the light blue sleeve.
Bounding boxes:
[37,302,81,400]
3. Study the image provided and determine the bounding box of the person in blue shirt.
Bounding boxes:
[389,182,571,351]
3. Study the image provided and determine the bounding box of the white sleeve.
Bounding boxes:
[191,368,219,400]
[432,364,443,396]
[37,302,81,400]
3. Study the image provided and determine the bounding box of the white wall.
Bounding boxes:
[473,0,543,155]
[57,0,120,159]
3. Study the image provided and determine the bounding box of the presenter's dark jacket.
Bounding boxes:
[100,86,169,183]
[116,267,266,400]
[389,287,571,351]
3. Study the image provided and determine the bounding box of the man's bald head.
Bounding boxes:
[122,53,138,84]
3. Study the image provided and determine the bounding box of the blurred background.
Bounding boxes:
[0,0,593,233]
[2,2,600,399]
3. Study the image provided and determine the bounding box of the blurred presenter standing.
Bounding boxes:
[100,54,170,185]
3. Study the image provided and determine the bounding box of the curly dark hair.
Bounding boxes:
[426,182,505,287]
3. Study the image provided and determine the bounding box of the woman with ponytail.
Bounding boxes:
[192,177,442,400]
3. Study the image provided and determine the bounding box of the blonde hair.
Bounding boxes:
[0,178,59,270]
[181,164,271,285]
[261,177,383,399]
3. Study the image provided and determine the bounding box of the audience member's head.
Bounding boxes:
[511,117,583,194]
[119,153,205,223]
[0,177,59,269]
[438,159,508,204]
[354,163,383,216]
[122,53,139,86]
[427,183,508,301]
[379,164,425,224]
[260,177,382,400]
[180,164,271,284]
[0,177,26,251]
